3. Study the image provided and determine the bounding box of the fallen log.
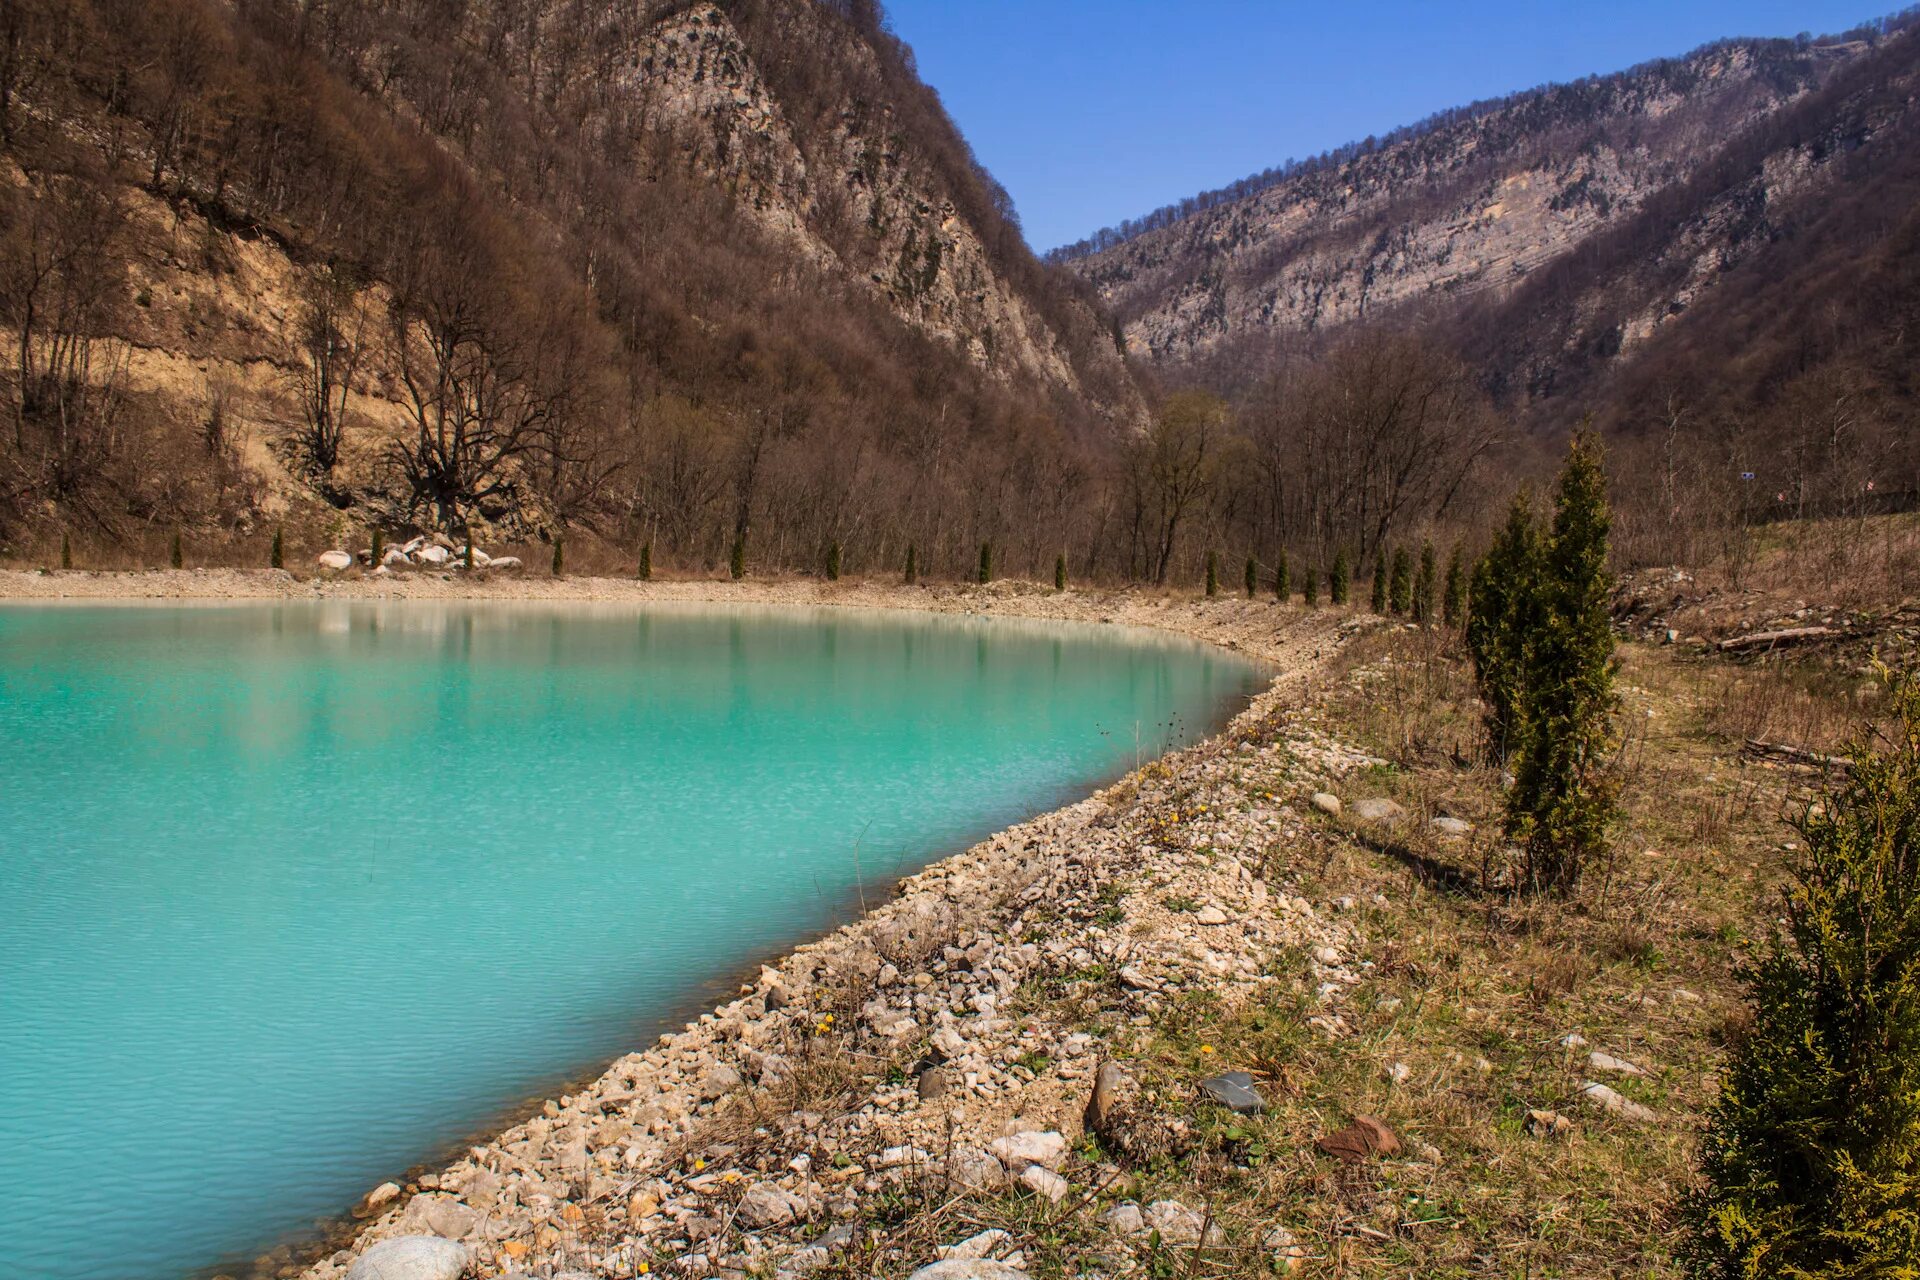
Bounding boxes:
[1717,626,1835,653]
[1743,738,1854,772]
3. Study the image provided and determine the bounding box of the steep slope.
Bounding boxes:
[0,0,1136,568]
[1060,30,1888,364]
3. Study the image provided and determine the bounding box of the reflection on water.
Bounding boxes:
[0,601,1263,1280]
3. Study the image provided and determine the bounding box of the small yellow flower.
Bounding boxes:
[638,1264,651,1276]
[692,1157,706,1171]
[1200,1044,1216,1054]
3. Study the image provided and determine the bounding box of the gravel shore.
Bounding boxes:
[2,570,1380,1280]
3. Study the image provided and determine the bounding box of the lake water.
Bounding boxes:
[0,600,1264,1280]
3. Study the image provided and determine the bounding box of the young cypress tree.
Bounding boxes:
[171,531,184,569]
[1303,564,1318,607]
[638,542,652,581]
[61,531,72,570]
[1056,553,1068,591]
[1466,492,1545,760]
[1243,555,1257,599]
[1442,544,1466,627]
[1205,549,1219,597]
[977,541,992,584]
[730,534,746,581]
[1330,549,1350,605]
[551,536,565,577]
[464,535,475,572]
[1507,432,1619,892]
[1413,540,1437,623]
[1370,559,1388,614]
[1685,666,1920,1280]
[1273,550,1290,602]
[1389,546,1412,614]
[270,527,283,570]
[369,527,384,567]
[826,541,842,581]
[904,542,917,585]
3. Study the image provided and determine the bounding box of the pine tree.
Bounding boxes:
[171,531,184,569]
[1413,540,1437,623]
[1056,553,1068,591]
[60,531,72,570]
[638,542,651,581]
[1330,549,1350,605]
[1685,665,1920,1279]
[1389,546,1412,614]
[1442,545,1466,627]
[551,535,564,577]
[1370,560,1388,614]
[1273,550,1290,601]
[1467,494,1545,760]
[1205,549,1219,597]
[826,541,842,581]
[1244,555,1256,598]
[270,527,283,570]
[977,541,992,584]
[904,542,917,585]
[1303,564,1318,607]
[1506,432,1619,892]
[730,534,746,581]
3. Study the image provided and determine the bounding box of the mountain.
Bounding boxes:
[1056,23,1903,375]
[0,0,1136,567]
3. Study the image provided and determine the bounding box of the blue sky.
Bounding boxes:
[882,1,1887,252]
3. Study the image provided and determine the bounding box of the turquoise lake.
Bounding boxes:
[0,600,1264,1280]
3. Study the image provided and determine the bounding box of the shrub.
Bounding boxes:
[1506,431,1619,893]
[977,541,992,584]
[1273,550,1290,601]
[826,541,842,581]
[1442,544,1466,626]
[1413,540,1437,622]
[1205,549,1219,597]
[1303,564,1318,607]
[1389,546,1412,614]
[1244,555,1256,598]
[61,531,72,571]
[1056,553,1068,591]
[1330,549,1350,605]
[1467,492,1544,758]
[551,536,564,577]
[171,531,184,569]
[1685,665,1920,1278]
[730,535,746,581]
[638,542,651,581]
[1370,560,1388,613]
[905,542,917,585]
[270,527,283,570]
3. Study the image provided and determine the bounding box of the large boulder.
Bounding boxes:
[316,550,354,572]
[415,545,452,566]
[344,1236,470,1280]
[487,556,523,572]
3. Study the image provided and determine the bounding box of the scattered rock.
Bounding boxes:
[1100,1202,1146,1234]
[316,550,354,572]
[1263,1225,1308,1272]
[918,1065,953,1100]
[487,556,523,572]
[1085,1060,1196,1165]
[356,1182,401,1215]
[1309,792,1341,816]
[1199,1071,1267,1115]
[1429,816,1472,836]
[1310,945,1342,966]
[988,1130,1067,1172]
[1587,1050,1649,1077]
[700,1063,743,1101]
[1352,798,1406,824]
[948,1148,1008,1193]
[1194,904,1229,925]
[1580,1081,1656,1123]
[344,1237,470,1280]
[907,1263,1029,1280]
[397,1195,477,1240]
[1144,1200,1224,1247]
[737,1182,806,1229]
[937,1229,1014,1261]
[1316,1114,1400,1161]
[1018,1164,1070,1202]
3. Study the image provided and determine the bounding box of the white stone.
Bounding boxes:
[1310,792,1341,815]
[1587,1051,1649,1078]
[345,1237,470,1280]
[737,1181,806,1228]
[906,1263,1029,1280]
[1195,904,1229,926]
[316,550,354,572]
[1580,1080,1656,1123]
[1144,1200,1224,1246]
[416,545,451,565]
[1101,1202,1146,1234]
[488,556,523,571]
[937,1229,1013,1260]
[1018,1164,1069,1203]
[988,1130,1067,1172]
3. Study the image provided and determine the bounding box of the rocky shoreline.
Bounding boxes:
[1,571,1383,1280]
